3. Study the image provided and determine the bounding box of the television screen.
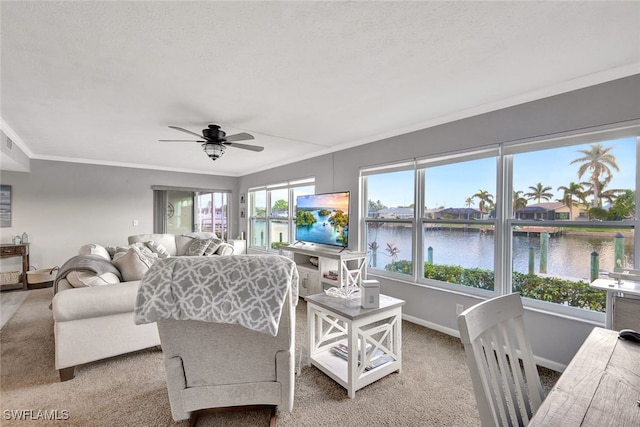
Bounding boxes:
[295,191,350,247]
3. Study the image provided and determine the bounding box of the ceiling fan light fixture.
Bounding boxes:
[202,143,225,161]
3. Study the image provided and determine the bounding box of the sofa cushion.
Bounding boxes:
[175,233,221,255]
[185,238,213,256]
[204,240,222,256]
[66,271,121,287]
[78,243,111,261]
[175,235,194,255]
[145,240,170,258]
[112,246,158,281]
[128,234,178,256]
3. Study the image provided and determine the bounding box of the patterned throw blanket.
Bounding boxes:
[134,255,299,336]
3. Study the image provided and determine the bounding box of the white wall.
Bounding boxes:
[240,74,640,369]
[0,130,30,172]
[0,160,238,271]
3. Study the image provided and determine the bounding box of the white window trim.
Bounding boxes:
[360,121,639,321]
[248,178,315,252]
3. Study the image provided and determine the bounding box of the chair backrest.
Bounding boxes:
[457,293,544,427]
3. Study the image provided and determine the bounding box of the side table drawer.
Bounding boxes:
[1,246,22,256]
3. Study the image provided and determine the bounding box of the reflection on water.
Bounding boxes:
[295,209,345,247]
[367,225,634,281]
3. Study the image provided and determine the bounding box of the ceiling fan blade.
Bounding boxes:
[225,142,264,152]
[224,132,255,142]
[158,139,205,143]
[168,126,206,139]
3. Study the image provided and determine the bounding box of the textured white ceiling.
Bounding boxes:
[2,1,639,176]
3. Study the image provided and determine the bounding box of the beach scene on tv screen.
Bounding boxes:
[296,192,349,247]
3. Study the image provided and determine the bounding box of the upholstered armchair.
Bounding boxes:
[134,255,298,426]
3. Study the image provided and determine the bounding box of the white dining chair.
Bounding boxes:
[457,293,544,427]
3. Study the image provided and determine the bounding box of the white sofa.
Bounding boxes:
[52,233,236,381]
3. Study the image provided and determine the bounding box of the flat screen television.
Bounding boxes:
[295,191,350,248]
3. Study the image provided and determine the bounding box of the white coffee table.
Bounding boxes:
[306,293,405,398]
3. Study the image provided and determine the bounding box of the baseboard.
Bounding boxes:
[402,313,460,338]
[401,313,567,373]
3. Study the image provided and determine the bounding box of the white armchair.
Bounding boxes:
[134,255,298,425]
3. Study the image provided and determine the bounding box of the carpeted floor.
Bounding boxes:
[0,289,559,426]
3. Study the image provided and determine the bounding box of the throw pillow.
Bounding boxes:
[185,238,212,256]
[66,271,121,287]
[215,243,235,256]
[112,246,157,281]
[78,243,111,261]
[104,246,117,259]
[145,240,170,258]
[203,240,221,256]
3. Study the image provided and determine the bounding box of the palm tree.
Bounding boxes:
[600,186,626,207]
[513,190,528,219]
[472,190,494,219]
[556,182,585,220]
[570,143,619,207]
[465,197,474,219]
[465,197,474,208]
[385,243,400,263]
[524,182,554,204]
[582,177,626,208]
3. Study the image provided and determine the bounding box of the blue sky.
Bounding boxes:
[368,137,636,209]
[298,191,350,209]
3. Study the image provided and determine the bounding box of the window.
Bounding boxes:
[248,179,314,251]
[420,155,498,291]
[361,124,640,317]
[153,187,231,239]
[195,191,228,236]
[364,169,415,276]
[509,137,637,312]
[250,189,267,249]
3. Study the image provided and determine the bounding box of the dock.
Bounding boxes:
[512,226,562,237]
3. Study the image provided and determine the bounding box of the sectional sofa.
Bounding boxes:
[51,233,236,381]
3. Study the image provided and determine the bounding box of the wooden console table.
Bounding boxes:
[0,243,30,290]
[306,293,405,398]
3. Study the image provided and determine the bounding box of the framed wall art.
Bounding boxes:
[0,185,12,227]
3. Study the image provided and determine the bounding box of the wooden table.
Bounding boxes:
[306,293,405,398]
[0,243,29,290]
[530,327,640,426]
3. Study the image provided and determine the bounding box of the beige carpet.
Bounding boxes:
[0,288,559,426]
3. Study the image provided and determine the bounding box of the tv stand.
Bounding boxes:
[279,244,367,298]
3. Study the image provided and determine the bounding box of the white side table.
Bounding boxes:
[306,293,405,398]
[590,278,640,330]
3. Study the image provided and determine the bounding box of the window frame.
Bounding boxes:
[361,165,417,282]
[360,121,640,320]
[152,186,232,239]
[247,178,315,252]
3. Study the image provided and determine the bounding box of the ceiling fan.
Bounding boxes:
[159,124,264,161]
